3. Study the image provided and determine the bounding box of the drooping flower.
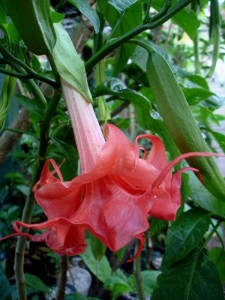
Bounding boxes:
[1,81,220,258]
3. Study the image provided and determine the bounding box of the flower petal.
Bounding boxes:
[13,219,87,256]
[34,160,84,220]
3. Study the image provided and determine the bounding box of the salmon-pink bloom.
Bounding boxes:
[1,82,219,258]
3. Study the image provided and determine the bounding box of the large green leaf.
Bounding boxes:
[152,248,224,300]
[98,0,142,74]
[183,87,216,105]
[186,74,210,90]
[50,139,78,180]
[113,2,142,74]
[25,273,50,294]
[152,0,200,40]
[94,78,151,111]
[162,208,211,268]
[149,218,168,238]
[188,173,225,217]
[104,269,132,298]
[208,130,225,152]
[131,45,148,72]
[4,0,56,55]
[141,270,161,295]
[80,240,112,283]
[209,247,225,283]
[173,6,200,40]
[88,232,106,260]
[108,0,138,12]
[68,0,100,33]
[189,260,224,300]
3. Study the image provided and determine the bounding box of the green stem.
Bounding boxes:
[206,220,224,250]
[150,0,172,23]
[207,0,220,77]
[85,0,192,71]
[143,0,153,23]
[203,220,222,249]
[191,1,201,74]
[3,127,36,136]
[134,244,145,300]
[14,170,43,300]
[56,255,68,300]
[0,46,58,87]
[47,54,60,86]
[2,60,47,110]
[14,90,62,300]
[93,13,110,122]
[128,38,155,52]
[0,66,33,79]
[26,79,47,110]
[193,33,201,74]
[96,60,110,122]
[111,101,130,118]
[38,89,62,159]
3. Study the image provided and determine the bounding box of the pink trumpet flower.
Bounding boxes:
[0,82,220,258]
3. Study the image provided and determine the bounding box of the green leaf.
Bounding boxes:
[0,267,11,300]
[80,239,112,283]
[51,11,65,23]
[99,1,142,74]
[150,218,168,238]
[0,0,6,24]
[140,270,161,295]
[4,0,56,55]
[208,130,225,153]
[16,185,29,196]
[108,0,138,13]
[50,138,78,180]
[131,45,148,72]
[68,0,100,33]
[104,269,132,298]
[173,7,200,40]
[190,260,224,300]
[2,21,20,44]
[162,208,211,268]
[188,173,225,217]
[152,248,224,300]
[15,94,44,116]
[88,233,106,260]
[186,75,210,90]
[113,2,142,74]
[94,78,151,111]
[25,273,50,294]
[53,22,92,102]
[209,247,225,282]
[183,87,215,105]
[152,0,200,40]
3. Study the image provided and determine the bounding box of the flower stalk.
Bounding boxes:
[134,242,146,300]
[14,89,62,300]
[61,80,105,173]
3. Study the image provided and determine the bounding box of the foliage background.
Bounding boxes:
[0,0,225,299]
